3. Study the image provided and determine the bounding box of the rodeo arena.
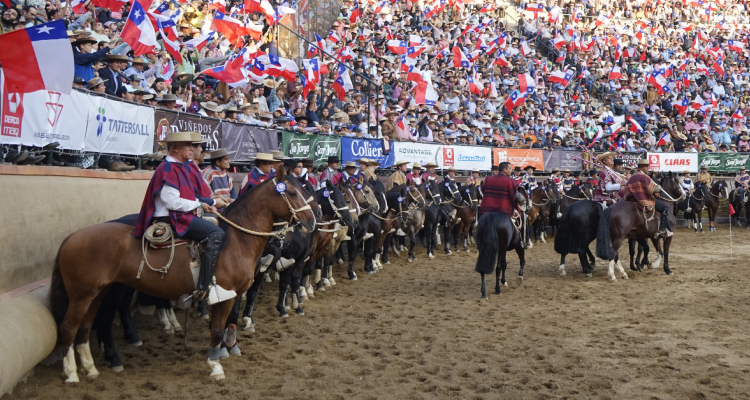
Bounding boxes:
[5,0,750,397]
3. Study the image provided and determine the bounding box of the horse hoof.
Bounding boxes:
[130,341,143,347]
[367,270,376,275]
[329,277,336,286]
[428,253,435,259]
[481,294,488,299]
[465,249,471,253]
[610,278,617,283]
[163,327,175,335]
[111,365,124,373]
[503,282,508,287]
[349,273,358,281]
[560,271,566,277]
[280,312,289,318]
[337,258,344,265]
[323,278,331,287]
[229,344,241,356]
[516,276,523,285]
[667,272,674,276]
[384,261,391,265]
[622,274,629,280]
[445,250,452,255]
[296,307,305,316]
[494,289,501,295]
[407,257,413,263]
[586,274,592,278]
[219,347,229,359]
[64,374,80,383]
[208,358,225,380]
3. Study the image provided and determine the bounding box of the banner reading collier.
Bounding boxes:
[341,137,395,167]
[82,94,154,155]
[492,148,545,170]
[440,145,492,170]
[282,131,340,167]
[647,152,699,172]
[220,122,278,162]
[154,110,221,152]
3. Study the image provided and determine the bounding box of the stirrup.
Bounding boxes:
[363,232,374,240]
[206,284,237,306]
[396,228,406,236]
[275,257,295,271]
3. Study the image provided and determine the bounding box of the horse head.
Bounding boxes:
[544,181,562,204]
[713,179,729,199]
[462,183,480,210]
[406,180,427,209]
[423,179,441,206]
[321,180,355,229]
[336,180,362,218]
[441,179,465,207]
[581,181,595,200]
[660,171,686,203]
[298,175,323,222]
[368,177,388,214]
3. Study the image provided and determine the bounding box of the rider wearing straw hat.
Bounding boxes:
[421,162,438,182]
[134,131,236,306]
[386,160,409,190]
[240,153,275,194]
[593,152,625,206]
[358,158,380,181]
[405,163,423,185]
[696,165,712,188]
[561,168,575,192]
[625,159,673,238]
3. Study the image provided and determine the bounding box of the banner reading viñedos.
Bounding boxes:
[154,110,221,152]
[0,87,88,149]
[282,131,340,166]
[341,137,395,167]
[83,95,154,155]
[220,122,278,162]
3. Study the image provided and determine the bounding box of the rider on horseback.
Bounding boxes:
[695,165,712,190]
[593,152,626,207]
[386,160,409,190]
[625,159,673,238]
[735,167,749,202]
[135,132,237,306]
[319,156,343,186]
[405,163,422,185]
[561,169,575,192]
[680,170,694,213]
[479,162,519,217]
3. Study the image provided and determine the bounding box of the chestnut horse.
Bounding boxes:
[48,170,315,382]
[447,183,479,253]
[596,172,685,281]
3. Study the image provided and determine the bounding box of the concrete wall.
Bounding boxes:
[0,165,152,294]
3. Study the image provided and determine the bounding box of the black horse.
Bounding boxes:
[729,187,750,228]
[554,200,600,278]
[474,211,526,299]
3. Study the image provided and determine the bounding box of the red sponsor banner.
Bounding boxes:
[1,81,23,138]
[442,147,455,167]
[492,148,545,170]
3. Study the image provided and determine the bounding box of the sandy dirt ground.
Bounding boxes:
[6,226,750,400]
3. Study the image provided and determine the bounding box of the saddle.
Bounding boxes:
[138,222,201,283]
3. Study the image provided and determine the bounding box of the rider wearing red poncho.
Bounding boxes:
[624,159,673,238]
[479,162,519,216]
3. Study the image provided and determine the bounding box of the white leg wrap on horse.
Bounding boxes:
[242,316,255,332]
[207,357,225,379]
[76,343,100,378]
[157,308,174,334]
[616,261,628,279]
[314,269,322,284]
[166,308,183,331]
[63,346,79,383]
[363,232,374,240]
[559,264,566,277]
[608,260,616,282]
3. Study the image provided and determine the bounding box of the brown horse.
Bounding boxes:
[595,172,685,281]
[48,169,315,382]
[527,182,561,243]
[447,183,479,253]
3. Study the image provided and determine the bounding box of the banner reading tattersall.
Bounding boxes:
[154,109,222,152]
[82,95,155,155]
[492,148,545,170]
[341,137,396,167]
[221,122,278,162]
[440,145,492,170]
[647,152,699,172]
[0,89,88,149]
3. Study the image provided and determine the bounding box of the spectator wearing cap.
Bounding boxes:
[239,104,269,126]
[73,36,113,82]
[117,85,136,102]
[123,58,157,89]
[73,76,86,89]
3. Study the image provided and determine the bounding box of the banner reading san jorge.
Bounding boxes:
[282,131,340,166]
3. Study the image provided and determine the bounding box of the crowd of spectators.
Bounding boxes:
[2,0,750,171]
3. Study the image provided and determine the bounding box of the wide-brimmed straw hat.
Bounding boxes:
[209,148,234,159]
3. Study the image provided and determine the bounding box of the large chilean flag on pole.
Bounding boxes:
[0,20,74,95]
[121,0,158,56]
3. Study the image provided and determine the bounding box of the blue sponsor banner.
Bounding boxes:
[341,137,396,167]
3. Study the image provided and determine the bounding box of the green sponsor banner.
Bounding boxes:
[282,131,341,167]
[698,153,750,172]
[724,153,750,172]
[698,153,723,172]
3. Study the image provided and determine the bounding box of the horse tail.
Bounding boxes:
[474,213,499,274]
[595,208,616,260]
[48,245,69,329]
[554,206,574,254]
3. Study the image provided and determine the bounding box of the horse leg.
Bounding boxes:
[408,230,417,263]
[207,301,234,380]
[663,236,673,275]
[444,223,453,255]
[480,273,487,299]
[558,253,567,277]
[649,238,663,270]
[118,286,141,346]
[347,238,358,280]
[163,299,182,333]
[221,299,241,357]
[515,246,525,285]
[382,235,391,265]
[628,238,638,272]
[577,252,592,277]
[586,247,595,270]
[241,277,262,332]
[277,269,290,318]
[61,287,108,382]
[92,284,125,372]
[607,239,624,281]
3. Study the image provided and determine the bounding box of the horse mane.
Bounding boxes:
[222,178,273,219]
[389,183,407,193]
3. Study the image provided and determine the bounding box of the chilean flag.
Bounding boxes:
[184,31,215,50]
[327,30,340,44]
[626,116,644,133]
[0,20,73,95]
[504,90,521,114]
[552,31,566,49]
[467,74,483,95]
[675,96,690,115]
[691,96,706,110]
[71,0,89,14]
[592,14,609,28]
[656,132,672,146]
[161,33,183,64]
[479,4,495,12]
[210,11,243,42]
[314,33,325,51]
[201,64,248,87]
[348,1,360,23]
[520,39,532,56]
[388,40,408,54]
[120,0,158,57]
[407,46,427,59]
[549,69,573,87]
[732,108,744,119]
[331,75,345,100]
[414,81,438,106]
[728,39,745,53]
[608,66,623,80]
[452,47,471,68]
[493,52,509,66]
[518,72,535,94]
[569,113,582,124]
[712,59,725,76]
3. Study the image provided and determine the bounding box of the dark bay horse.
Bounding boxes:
[474,211,526,299]
[340,177,383,278]
[560,181,594,212]
[448,183,479,253]
[439,179,466,255]
[554,200,599,278]
[403,180,427,263]
[421,179,443,259]
[701,180,728,231]
[375,183,413,267]
[48,171,315,382]
[527,182,561,243]
[596,172,685,281]
[729,186,750,228]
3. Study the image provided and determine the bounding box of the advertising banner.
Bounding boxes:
[647,152,699,172]
[83,95,155,155]
[542,150,583,171]
[341,137,396,167]
[615,151,645,168]
[154,110,222,152]
[220,123,278,162]
[282,131,340,166]
[0,89,88,149]
[492,148,544,169]
[392,141,441,167]
[697,153,723,172]
[441,145,493,170]
[723,153,750,172]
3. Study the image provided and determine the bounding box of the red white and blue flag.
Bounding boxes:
[549,69,574,87]
[674,96,690,115]
[656,132,672,146]
[452,46,471,68]
[0,20,73,95]
[120,0,158,56]
[201,64,247,87]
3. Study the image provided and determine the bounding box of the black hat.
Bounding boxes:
[73,76,85,84]
[613,159,624,166]
[513,166,522,171]
[491,165,499,171]
[327,155,340,164]
[296,116,312,124]
[524,165,536,171]
[283,158,300,168]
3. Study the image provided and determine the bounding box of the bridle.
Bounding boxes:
[709,181,729,199]
[443,180,467,207]
[464,185,479,210]
[338,183,362,217]
[424,181,441,206]
[407,183,427,209]
[658,175,686,203]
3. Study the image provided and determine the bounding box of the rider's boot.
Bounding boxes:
[657,209,673,239]
[195,232,237,306]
